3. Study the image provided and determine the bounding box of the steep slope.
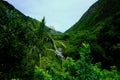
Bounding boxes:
[66,0,120,70]
[0,1,42,79]
[67,0,120,32]
[0,1,63,79]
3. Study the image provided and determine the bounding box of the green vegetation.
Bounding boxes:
[0,0,120,80]
[34,43,120,80]
[66,0,120,70]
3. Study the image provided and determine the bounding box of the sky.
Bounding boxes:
[4,0,97,32]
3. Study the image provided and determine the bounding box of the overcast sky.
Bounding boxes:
[5,0,97,32]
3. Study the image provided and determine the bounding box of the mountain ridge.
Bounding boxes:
[66,0,120,32]
[65,0,120,70]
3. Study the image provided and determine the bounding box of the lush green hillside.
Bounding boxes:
[0,1,67,79]
[0,1,56,79]
[0,0,120,79]
[67,0,120,32]
[66,0,120,70]
[0,0,39,79]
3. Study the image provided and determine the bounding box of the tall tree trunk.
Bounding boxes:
[38,50,42,67]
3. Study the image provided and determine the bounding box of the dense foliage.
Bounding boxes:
[34,43,120,80]
[66,0,120,70]
[0,0,120,80]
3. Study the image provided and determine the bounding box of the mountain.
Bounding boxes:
[67,0,120,32]
[0,1,63,79]
[66,0,120,70]
[0,1,44,79]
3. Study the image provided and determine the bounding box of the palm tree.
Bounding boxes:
[28,17,66,67]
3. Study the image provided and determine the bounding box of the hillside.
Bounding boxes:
[0,1,49,79]
[0,0,120,79]
[0,1,66,79]
[67,0,120,32]
[66,0,120,70]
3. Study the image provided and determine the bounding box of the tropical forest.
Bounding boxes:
[0,0,120,80]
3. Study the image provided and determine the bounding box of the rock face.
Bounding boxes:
[66,0,120,70]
